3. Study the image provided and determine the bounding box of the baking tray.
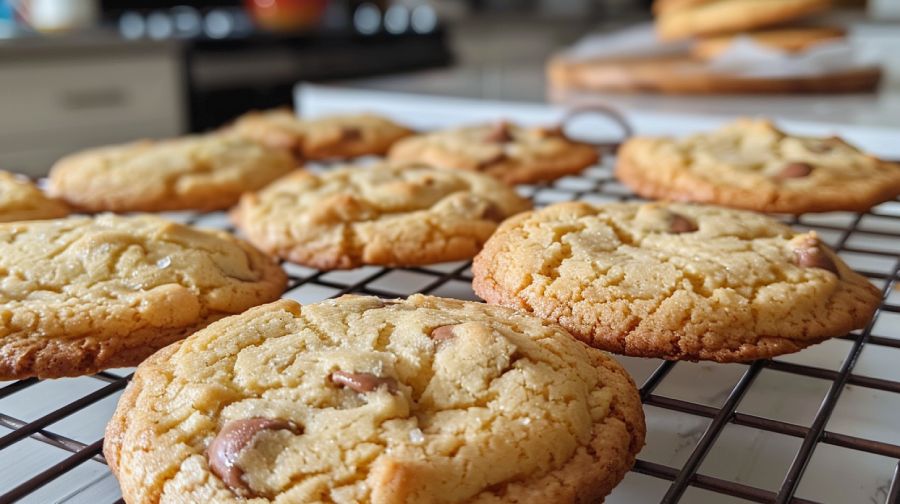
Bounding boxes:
[0,88,897,504]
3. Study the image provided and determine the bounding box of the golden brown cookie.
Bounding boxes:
[615,119,900,214]
[0,170,69,223]
[104,294,645,503]
[229,109,414,160]
[47,133,296,212]
[232,161,532,270]
[473,202,882,362]
[656,0,832,41]
[692,27,846,60]
[0,214,286,379]
[388,121,599,185]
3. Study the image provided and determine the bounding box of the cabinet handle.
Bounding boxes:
[60,88,127,110]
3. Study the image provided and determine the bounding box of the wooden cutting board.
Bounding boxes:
[547,55,882,95]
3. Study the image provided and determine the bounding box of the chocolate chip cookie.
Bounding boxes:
[0,214,286,379]
[388,121,599,185]
[232,162,532,269]
[691,27,846,61]
[229,109,414,160]
[616,119,900,214]
[0,170,69,223]
[104,294,645,503]
[48,133,296,212]
[656,0,831,40]
[473,202,881,362]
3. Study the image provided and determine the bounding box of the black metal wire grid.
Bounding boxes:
[0,155,898,504]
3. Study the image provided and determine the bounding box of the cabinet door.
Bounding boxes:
[0,49,184,177]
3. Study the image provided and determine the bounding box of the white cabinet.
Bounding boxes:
[0,36,185,176]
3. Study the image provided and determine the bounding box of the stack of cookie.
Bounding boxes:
[652,0,884,91]
[548,0,880,96]
[655,0,835,47]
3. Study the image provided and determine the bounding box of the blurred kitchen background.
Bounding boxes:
[2,0,900,175]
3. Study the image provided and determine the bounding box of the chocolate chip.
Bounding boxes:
[331,371,398,393]
[339,126,362,142]
[430,325,457,342]
[480,203,506,222]
[207,418,298,497]
[484,121,513,143]
[669,213,697,234]
[793,238,838,275]
[776,162,813,179]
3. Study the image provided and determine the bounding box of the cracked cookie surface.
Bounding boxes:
[104,294,645,504]
[0,214,286,379]
[230,109,414,160]
[0,170,69,222]
[232,162,532,269]
[388,121,599,185]
[616,119,900,214]
[472,202,881,362]
[48,134,296,212]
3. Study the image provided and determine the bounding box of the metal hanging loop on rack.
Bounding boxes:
[559,104,634,152]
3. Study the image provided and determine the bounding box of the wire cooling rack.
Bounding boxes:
[0,151,898,504]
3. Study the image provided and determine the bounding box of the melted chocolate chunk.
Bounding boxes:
[339,126,363,142]
[207,418,298,497]
[776,162,813,180]
[793,238,838,275]
[430,325,458,343]
[484,121,513,143]
[480,203,506,222]
[331,371,398,393]
[669,213,698,234]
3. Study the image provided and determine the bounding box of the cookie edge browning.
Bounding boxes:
[103,297,645,504]
[0,231,287,380]
[46,139,297,213]
[0,171,71,223]
[0,202,70,223]
[472,203,882,363]
[615,137,900,214]
[103,337,186,502]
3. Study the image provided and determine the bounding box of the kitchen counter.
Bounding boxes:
[332,18,900,129]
